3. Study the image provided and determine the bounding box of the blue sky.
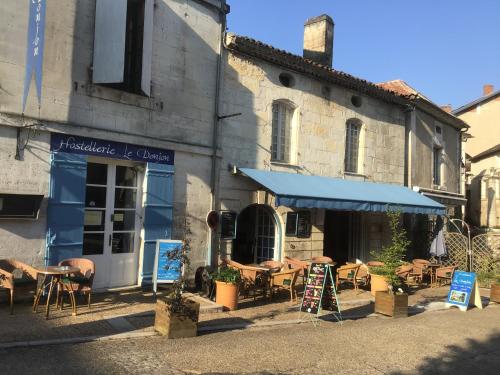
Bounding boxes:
[226,0,500,109]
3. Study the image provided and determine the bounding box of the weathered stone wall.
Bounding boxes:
[0,126,50,265]
[413,110,461,193]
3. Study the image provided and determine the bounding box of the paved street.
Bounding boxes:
[1,304,499,375]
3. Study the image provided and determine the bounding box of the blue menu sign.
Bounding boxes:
[51,133,174,165]
[153,240,183,293]
[446,271,483,311]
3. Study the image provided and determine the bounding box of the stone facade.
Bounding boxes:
[0,0,226,281]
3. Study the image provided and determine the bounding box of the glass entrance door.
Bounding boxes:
[83,161,142,289]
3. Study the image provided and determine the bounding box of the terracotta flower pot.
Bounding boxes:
[154,298,200,339]
[370,274,389,296]
[491,283,500,304]
[215,280,239,311]
[375,291,408,318]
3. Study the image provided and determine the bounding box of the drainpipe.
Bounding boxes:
[207,0,227,267]
[403,104,416,188]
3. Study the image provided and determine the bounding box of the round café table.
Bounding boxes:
[32,266,80,319]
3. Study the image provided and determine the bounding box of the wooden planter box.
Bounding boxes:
[491,283,500,304]
[154,298,200,339]
[375,291,408,318]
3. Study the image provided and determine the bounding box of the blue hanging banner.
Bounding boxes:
[23,0,47,112]
[51,133,175,165]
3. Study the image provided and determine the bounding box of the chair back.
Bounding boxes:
[270,268,300,288]
[0,259,37,279]
[337,264,360,279]
[356,264,369,279]
[59,258,95,286]
[311,256,334,264]
[396,264,413,278]
[366,261,385,267]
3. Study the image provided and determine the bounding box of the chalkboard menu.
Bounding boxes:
[220,210,237,239]
[285,211,311,238]
[301,262,328,314]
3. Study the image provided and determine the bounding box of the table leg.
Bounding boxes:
[32,274,47,313]
[45,276,57,319]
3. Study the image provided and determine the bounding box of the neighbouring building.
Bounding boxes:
[215,15,468,265]
[454,85,500,230]
[0,0,228,289]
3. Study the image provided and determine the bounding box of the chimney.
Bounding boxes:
[303,15,334,67]
[483,84,494,96]
[440,104,452,113]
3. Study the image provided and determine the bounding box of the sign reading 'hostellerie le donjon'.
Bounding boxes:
[51,133,174,165]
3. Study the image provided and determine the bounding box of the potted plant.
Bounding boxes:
[154,231,200,338]
[212,265,241,311]
[370,210,411,318]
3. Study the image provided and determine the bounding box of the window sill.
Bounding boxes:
[79,82,160,110]
[270,161,302,169]
[343,171,367,179]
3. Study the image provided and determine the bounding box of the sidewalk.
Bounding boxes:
[0,285,494,348]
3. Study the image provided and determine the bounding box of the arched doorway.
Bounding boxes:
[233,205,277,264]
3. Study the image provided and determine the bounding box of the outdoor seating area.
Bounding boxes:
[0,257,95,318]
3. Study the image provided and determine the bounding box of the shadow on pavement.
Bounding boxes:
[390,332,500,374]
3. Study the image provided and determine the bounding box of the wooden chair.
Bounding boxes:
[335,264,360,291]
[396,264,414,284]
[0,259,38,315]
[269,268,301,303]
[283,256,309,286]
[311,256,335,264]
[409,262,428,284]
[435,266,456,286]
[56,258,95,310]
[224,259,269,301]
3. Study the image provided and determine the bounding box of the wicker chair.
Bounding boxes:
[435,266,456,286]
[409,262,428,284]
[269,268,301,303]
[0,259,38,314]
[355,263,370,287]
[56,258,95,310]
[224,259,269,301]
[396,264,415,284]
[283,256,309,286]
[335,264,360,291]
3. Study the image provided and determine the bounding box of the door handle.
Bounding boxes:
[109,234,112,247]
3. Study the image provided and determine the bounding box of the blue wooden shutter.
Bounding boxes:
[142,163,174,284]
[46,153,87,265]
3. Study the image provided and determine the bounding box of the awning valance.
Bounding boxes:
[239,168,446,215]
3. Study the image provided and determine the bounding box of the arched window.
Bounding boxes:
[344,119,362,173]
[271,101,294,163]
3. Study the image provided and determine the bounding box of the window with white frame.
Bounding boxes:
[344,119,362,173]
[92,0,154,96]
[433,147,442,186]
[271,101,294,163]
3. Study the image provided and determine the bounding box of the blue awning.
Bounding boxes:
[239,168,445,215]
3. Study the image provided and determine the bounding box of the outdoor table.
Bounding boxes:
[427,263,442,287]
[32,266,80,319]
[249,263,281,273]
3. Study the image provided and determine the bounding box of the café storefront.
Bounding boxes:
[47,133,175,290]
[230,168,446,264]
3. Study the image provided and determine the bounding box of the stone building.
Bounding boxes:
[454,85,500,230]
[216,15,468,264]
[0,0,228,289]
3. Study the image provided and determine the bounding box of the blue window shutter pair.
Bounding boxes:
[46,152,87,265]
[141,163,175,284]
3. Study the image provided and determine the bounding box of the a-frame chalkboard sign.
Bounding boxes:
[298,262,342,326]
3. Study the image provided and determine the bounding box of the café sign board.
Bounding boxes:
[153,240,183,294]
[445,270,483,312]
[51,133,174,165]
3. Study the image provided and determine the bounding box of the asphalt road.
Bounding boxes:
[1,305,499,375]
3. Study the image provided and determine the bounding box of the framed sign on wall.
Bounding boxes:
[220,210,237,240]
[285,211,311,238]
